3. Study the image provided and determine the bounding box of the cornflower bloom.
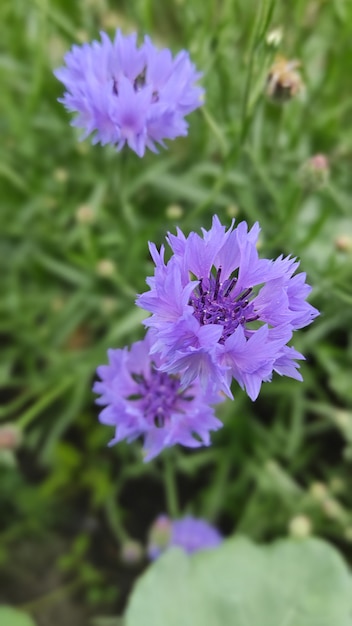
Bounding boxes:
[147,514,222,559]
[137,216,319,400]
[54,30,203,156]
[93,332,222,461]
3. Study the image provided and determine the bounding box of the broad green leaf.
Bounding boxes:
[125,537,352,626]
[0,606,37,626]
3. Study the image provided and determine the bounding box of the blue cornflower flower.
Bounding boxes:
[137,216,319,400]
[54,30,203,157]
[93,332,222,461]
[147,514,222,559]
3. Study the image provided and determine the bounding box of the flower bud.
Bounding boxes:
[289,515,312,538]
[147,515,172,560]
[335,235,352,253]
[0,424,22,450]
[309,481,328,502]
[266,56,303,102]
[266,27,283,48]
[300,154,330,188]
[166,204,183,220]
[96,259,116,277]
[120,540,144,565]
[76,204,95,224]
[53,168,69,183]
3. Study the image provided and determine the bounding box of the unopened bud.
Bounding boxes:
[266,27,283,48]
[300,154,330,188]
[147,515,172,560]
[335,235,352,253]
[226,204,239,218]
[100,297,118,315]
[120,540,144,565]
[76,204,95,224]
[53,168,69,183]
[266,56,303,103]
[166,204,183,220]
[0,424,22,450]
[289,515,312,538]
[309,481,328,502]
[96,259,116,277]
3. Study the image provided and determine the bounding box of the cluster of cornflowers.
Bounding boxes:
[94,215,318,460]
[56,30,319,461]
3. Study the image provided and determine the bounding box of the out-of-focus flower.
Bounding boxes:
[266,27,283,48]
[96,258,116,277]
[300,154,330,188]
[53,167,69,183]
[288,514,312,538]
[309,481,328,502]
[147,515,172,559]
[166,204,183,220]
[93,331,223,461]
[335,235,352,253]
[76,204,95,224]
[147,514,222,559]
[54,30,204,157]
[120,540,144,565]
[0,424,22,451]
[137,216,319,400]
[266,56,303,102]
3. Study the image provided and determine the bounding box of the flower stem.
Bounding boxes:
[163,454,179,518]
[105,493,129,544]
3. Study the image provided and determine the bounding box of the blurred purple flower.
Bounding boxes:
[148,514,222,559]
[93,331,222,461]
[54,30,203,157]
[137,216,319,400]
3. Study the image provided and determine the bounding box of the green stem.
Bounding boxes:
[240,0,276,146]
[163,454,179,518]
[104,493,129,544]
[18,378,73,430]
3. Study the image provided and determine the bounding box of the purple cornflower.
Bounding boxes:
[137,216,319,400]
[93,332,222,461]
[54,30,203,157]
[147,514,222,559]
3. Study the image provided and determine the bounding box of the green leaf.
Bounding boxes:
[0,606,37,626]
[125,537,352,626]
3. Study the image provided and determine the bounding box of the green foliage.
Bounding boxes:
[125,537,352,626]
[1,0,352,622]
[0,607,37,626]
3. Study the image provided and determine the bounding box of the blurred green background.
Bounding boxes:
[1,0,352,624]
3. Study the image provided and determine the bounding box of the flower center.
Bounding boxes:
[112,68,159,102]
[130,368,192,428]
[189,267,259,343]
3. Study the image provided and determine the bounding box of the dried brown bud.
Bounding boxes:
[266,56,303,102]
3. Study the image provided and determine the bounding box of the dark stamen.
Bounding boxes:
[154,412,165,428]
[246,314,260,323]
[235,287,252,302]
[134,67,147,91]
[213,266,222,300]
[223,277,237,298]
